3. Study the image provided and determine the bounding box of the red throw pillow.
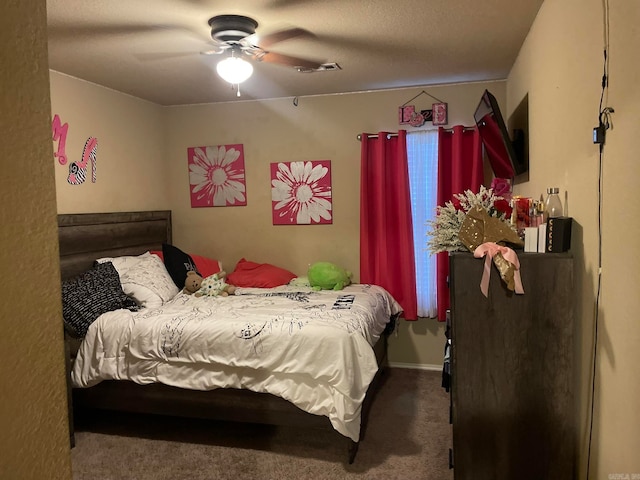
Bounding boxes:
[190,254,221,278]
[227,258,296,288]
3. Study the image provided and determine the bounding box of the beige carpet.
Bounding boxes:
[71,368,453,480]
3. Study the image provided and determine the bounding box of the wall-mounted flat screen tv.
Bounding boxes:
[474,89,528,179]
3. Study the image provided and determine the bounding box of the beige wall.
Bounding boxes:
[50,72,169,214]
[508,0,640,477]
[163,83,503,279]
[0,1,72,479]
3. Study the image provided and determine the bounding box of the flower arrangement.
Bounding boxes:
[426,185,514,254]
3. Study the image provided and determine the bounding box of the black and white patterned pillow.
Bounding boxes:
[62,261,138,338]
[162,243,200,289]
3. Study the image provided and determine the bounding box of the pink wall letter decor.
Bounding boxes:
[187,144,247,207]
[270,160,332,225]
[52,114,69,165]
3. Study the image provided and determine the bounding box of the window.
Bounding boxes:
[407,130,439,318]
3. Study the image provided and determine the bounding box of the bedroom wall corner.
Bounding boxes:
[49,71,169,214]
[0,0,72,478]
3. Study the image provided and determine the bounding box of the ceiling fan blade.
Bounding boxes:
[134,39,227,62]
[196,36,232,56]
[246,27,315,49]
[200,47,227,56]
[134,51,199,62]
[47,23,203,42]
[255,51,323,70]
[48,24,154,40]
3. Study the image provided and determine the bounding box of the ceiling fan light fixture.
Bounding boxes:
[216,55,253,85]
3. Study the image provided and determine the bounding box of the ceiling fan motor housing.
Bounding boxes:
[208,15,258,43]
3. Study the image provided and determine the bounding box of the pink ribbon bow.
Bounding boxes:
[473,242,525,297]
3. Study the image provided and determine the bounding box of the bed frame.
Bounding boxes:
[59,210,393,463]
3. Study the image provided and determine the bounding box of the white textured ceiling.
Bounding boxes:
[46,0,544,106]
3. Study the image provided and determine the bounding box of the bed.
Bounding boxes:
[60,210,401,463]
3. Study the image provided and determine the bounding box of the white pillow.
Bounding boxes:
[96,252,179,308]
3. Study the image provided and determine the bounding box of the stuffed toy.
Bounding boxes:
[183,270,203,294]
[307,262,352,291]
[183,271,236,297]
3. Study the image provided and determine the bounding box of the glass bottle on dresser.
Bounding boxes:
[544,187,563,221]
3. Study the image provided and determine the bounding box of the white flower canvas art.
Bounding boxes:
[187,144,247,207]
[270,160,332,225]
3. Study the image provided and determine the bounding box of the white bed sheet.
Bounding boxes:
[71,284,402,441]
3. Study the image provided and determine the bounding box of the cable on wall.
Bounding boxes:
[587,0,613,478]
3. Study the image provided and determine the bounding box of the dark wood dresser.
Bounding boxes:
[449,252,576,479]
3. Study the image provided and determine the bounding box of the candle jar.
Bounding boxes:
[544,188,563,221]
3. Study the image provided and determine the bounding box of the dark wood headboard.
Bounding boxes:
[58,210,172,280]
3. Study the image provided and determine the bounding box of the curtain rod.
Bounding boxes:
[356,133,399,141]
[442,126,476,133]
[357,127,475,141]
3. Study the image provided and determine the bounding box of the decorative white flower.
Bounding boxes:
[271,161,332,224]
[189,146,246,206]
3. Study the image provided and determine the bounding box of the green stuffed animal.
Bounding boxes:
[308,262,352,291]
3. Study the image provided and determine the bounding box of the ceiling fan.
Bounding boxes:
[202,15,324,72]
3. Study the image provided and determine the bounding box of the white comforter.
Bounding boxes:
[71,284,402,441]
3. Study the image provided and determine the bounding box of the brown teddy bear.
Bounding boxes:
[183,270,203,294]
[183,270,236,297]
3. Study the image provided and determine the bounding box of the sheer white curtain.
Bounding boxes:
[407,130,438,318]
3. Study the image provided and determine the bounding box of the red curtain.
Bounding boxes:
[436,126,484,321]
[360,131,418,320]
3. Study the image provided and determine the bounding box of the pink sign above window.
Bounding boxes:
[187,144,247,207]
[270,160,332,225]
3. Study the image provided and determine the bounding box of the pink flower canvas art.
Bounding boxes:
[188,144,247,207]
[271,160,332,225]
